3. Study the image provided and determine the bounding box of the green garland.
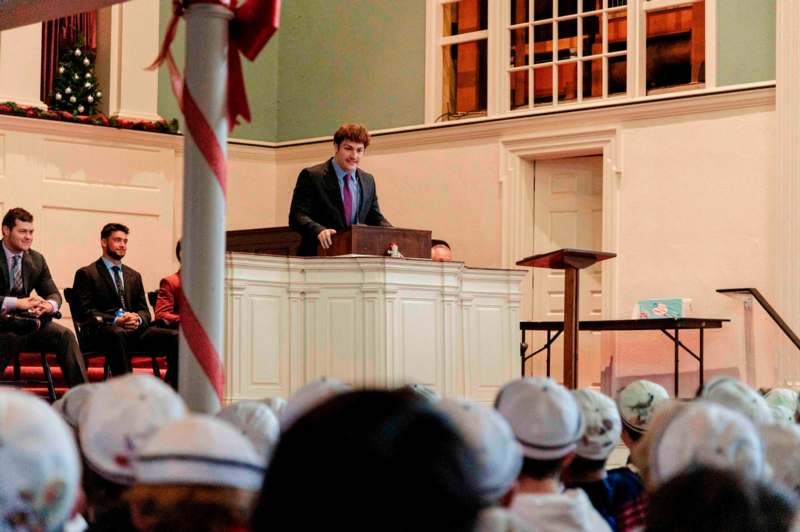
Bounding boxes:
[0,101,179,134]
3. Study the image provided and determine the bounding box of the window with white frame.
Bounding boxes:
[427,0,711,122]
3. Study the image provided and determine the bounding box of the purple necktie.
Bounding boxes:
[343,173,353,226]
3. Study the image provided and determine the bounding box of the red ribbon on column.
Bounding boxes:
[149,0,280,132]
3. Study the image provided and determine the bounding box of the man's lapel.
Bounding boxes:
[122,266,136,309]
[356,170,369,223]
[95,259,118,301]
[0,241,9,295]
[323,160,347,227]
[21,251,36,295]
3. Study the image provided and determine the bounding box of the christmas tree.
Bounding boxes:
[49,36,102,115]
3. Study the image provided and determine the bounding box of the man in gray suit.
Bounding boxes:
[289,123,392,256]
[0,207,88,387]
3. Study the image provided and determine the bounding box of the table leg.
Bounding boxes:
[699,327,704,389]
[520,330,528,377]
[674,327,680,396]
[546,330,551,377]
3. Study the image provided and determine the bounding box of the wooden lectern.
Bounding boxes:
[318,225,432,258]
[516,248,616,389]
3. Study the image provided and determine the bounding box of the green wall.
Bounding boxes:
[157,1,280,141]
[717,0,776,86]
[158,0,426,143]
[159,0,775,142]
[276,0,426,141]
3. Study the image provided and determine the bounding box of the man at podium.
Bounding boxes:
[289,123,392,256]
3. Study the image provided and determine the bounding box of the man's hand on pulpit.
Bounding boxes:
[317,228,337,249]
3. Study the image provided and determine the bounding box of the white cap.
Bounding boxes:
[616,379,670,434]
[279,377,350,431]
[217,401,280,464]
[496,377,585,460]
[79,373,187,484]
[699,377,772,425]
[136,415,265,492]
[52,382,99,429]
[0,389,81,532]
[438,398,523,503]
[768,404,795,425]
[401,383,441,403]
[650,401,764,486]
[764,388,799,413]
[572,389,622,460]
[759,423,800,493]
[261,396,287,419]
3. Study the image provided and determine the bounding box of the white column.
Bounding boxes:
[775,0,800,385]
[95,0,160,120]
[0,24,45,108]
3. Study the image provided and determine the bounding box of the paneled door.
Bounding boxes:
[532,156,603,387]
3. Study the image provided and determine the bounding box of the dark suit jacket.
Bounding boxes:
[289,159,392,255]
[0,240,61,309]
[71,259,151,334]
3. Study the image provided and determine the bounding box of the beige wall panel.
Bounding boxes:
[615,109,777,392]
[400,298,438,385]
[227,147,278,230]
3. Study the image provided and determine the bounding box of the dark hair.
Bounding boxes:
[568,455,608,474]
[645,467,797,532]
[520,456,567,480]
[176,239,182,262]
[2,207,33,230]
[101,223,130,240]
[252,390,485,531]
[333,123,370,148]
[622,424,643,443]
[431,239,451,249]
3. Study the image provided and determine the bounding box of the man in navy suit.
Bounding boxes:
[0,207,88,386]
[72,223,177,380]
[289,123,392,256]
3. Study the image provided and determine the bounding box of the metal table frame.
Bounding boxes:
[520,318,730,395]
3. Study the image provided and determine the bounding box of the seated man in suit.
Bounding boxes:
[72,223,177,382]
[0,207,89,387]
[289,123,392,256]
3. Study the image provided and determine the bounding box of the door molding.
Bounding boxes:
[499,128,622,388]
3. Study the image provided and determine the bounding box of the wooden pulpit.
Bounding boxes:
[516,248,616,389]
[318,225,432,259]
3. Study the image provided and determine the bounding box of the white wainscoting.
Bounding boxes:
[224,253,526,405]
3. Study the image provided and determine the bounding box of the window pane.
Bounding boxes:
[533,65,553,105]
[608,55,627,95]
[510,70,530,109]
[558,62,578,102]
[608,11,626,52]
[533,0,554,21]
[608,0,627,7]
[533,23,553,64]
[582,0,602,13]
[581,15,602,56]
[510,27,530,67]
[581,58,603,99]
[557,19,578,60]
[646,1,705,92]
[558,0,578,17]
[441,40,488,118]
[442,0,488,37]
[511,0,529,24]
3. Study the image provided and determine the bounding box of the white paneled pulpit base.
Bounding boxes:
[224,253,526,405]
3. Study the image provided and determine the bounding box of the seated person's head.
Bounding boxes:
[438,398,522,506]
[431,239,453,262]
[697,376,772,425]
[130,415,265,532]
[495,377,584,483]
[0,389,81,532]
[616,379,669,448]
[646,401,765,490]
[253,389,485,532]
[278,376,350,432]
[567,388,622,479]
[645,466,797,532]
[759,423,800,495]
[216,400,280,465]
[79,374,186,526]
